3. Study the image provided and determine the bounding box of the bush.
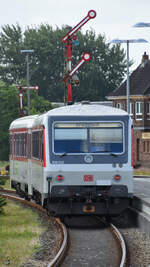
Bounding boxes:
[0,176,7,213]
[0,176,6,187]
[0,196,7,213]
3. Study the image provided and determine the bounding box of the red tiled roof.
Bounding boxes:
[108,60,150,97]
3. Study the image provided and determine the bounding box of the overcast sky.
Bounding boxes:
[1,0,150,71]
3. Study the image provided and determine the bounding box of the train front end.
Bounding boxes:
[46,105,133,216]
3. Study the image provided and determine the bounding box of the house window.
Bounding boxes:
[135,102,142,120]
[146,102,150,120]
[147,102,150,114]
[143,141,146,152]
[130,102,133,117]
[117,103,124,110]
[143,141,150,153]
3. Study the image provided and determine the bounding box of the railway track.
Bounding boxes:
[60,216,126,267]
[0,189,126,267]
[0,188,68,267]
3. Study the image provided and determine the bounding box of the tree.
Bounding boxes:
[0,24,127,102]
[71,31,126,101]
[0,24,24,83]
[0,82,19,160]
[0,177,7,213]
[0,81,53,160]
[23,24,65,100]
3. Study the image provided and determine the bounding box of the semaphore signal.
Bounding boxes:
[61,10,96,105]
[63,53,91,83]
[61,10,96,43]
[17,85,39,117]
[17,86,39,91]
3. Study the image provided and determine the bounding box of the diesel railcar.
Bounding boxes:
[9,103,133,216]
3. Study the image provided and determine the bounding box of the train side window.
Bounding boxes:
[40,131,44,160]
[9,134,13,156]
[13,132,27,158]
[14,134,20,156]
[32,131,39,159]
[32,130,44,161]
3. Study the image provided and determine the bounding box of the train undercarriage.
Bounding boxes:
[46,185,132,217]
[11,181,132,217]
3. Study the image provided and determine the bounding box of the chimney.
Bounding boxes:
[141,52,149,66]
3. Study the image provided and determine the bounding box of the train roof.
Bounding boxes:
[9,104,129,130]
[46,103,128,116]
[9,115,39,130]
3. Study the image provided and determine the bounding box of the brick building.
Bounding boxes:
[107,52,150,167]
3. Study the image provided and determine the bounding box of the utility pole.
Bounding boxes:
[21,49,34,115]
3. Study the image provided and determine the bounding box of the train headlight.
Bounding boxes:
[114,175,121,181]
[57,175,64,182]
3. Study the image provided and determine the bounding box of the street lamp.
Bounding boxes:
[110,39,148,114]
[133,22,150,28]
[21,49,34,115]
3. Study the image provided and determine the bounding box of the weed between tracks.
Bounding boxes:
[0,200,45,267]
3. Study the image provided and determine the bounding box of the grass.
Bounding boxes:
[0,161,9,169]
[134,170,150,176]
[0,161,11,190]
[133,166,150,176]
[0,200,45,267]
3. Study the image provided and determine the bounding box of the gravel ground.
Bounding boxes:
[20,209,150,267]
[122,228,150,267]
[61,216,121,267]
[112,212,150,267]
[20,213,62,267]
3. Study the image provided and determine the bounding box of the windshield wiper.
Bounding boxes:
[110,153,118,157]
[59,150,84,156]
[59,151,118,157]
[93,150,118,157]
[59,152,68,157]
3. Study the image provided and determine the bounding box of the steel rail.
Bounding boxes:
[0,189,68,267]
[47,218,68,267]
[0,188,16,193]
[95,216,126,267]
[110,223,126,267]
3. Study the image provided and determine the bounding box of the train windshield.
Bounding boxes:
[53,122,123,154]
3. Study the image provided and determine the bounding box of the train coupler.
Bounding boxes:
[82,199,95,213]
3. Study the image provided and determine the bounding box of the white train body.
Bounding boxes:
[9,103,133,216]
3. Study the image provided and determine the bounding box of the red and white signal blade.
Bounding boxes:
[61,10,96,43]
[69,53,91,76]
[82,52,91,61]
[34,86,39,90]
[20,86,39,90]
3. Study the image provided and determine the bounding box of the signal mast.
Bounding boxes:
[61,10,96,105]
[18,85,39,117]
